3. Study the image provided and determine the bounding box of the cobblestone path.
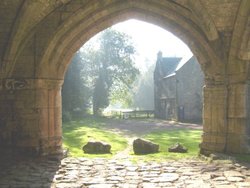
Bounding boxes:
[0,157,250,188]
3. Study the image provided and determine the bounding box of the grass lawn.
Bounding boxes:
[130,129,202,162]
[62,117,204,161]
[63,117,250,163]
[62,117,128,158]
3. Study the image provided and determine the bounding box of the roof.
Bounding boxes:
[160,57,182,77]
[175,53,193,71]
[159,53,194,78]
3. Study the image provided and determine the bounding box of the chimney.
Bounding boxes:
[157,51,162,60]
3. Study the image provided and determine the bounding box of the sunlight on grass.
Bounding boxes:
[62,117,128,158]
[62,117,249,163]
[62,117,203,161]
[130,129,202,162]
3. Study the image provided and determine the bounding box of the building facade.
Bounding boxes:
[154,52,204,122]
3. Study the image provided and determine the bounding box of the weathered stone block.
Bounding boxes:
[82,141,111,154]
[228,118,246,134]
[168,143,188,153]
[133,138,159,154]
[201,132,226,154]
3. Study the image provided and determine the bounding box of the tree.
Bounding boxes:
[109,80,133,108]
[81,28,139,115]
[62,52,90,121]
[92,68,110,115]
[132,63,154,110]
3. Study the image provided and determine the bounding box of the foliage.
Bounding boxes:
[62,52,91,120]
[62,28,140,118]
[62,117,128,157]
[132,63,155,110]
[80,28,140,115]
[62,110,72,122]
[92,69,110,115]
[109,80,133,107]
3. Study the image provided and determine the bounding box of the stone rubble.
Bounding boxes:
[168,143,188,153]
[133,138,159,154]
[0,157,249,188]
[82,141,111,154]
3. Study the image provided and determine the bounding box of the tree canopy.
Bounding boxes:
[62,52,91,121]
[132,63,154,110]
[62,28,140,118]
[82,29,139,115]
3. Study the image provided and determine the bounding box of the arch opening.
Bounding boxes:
[61,19,205,159]
[1,1,250,157]
[36,4,221,81]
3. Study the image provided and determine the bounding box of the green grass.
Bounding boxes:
[63,117,250,163]
[62,117,128,158]
[130,129,202,162]
[62,117,203,161]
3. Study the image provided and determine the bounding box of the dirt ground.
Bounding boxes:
[103,118,202,137]
[100,118,203,159]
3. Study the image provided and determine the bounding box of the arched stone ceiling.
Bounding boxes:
[0,0,247,82]
[227,0,250,81]
[236,1,250,61]
[35,0,223,79]
[0,0,71,75]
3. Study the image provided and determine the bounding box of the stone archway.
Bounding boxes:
[0,0,249,156]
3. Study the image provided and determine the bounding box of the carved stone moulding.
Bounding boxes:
[0,78,63,91]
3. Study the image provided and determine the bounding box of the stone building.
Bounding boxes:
[154,52,204,122]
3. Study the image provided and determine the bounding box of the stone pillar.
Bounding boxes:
[226,83,250,153]
[201,84,228,154]
[201,82,250,155]
[0,78,63,156]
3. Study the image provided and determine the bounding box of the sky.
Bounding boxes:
[112,19,192,71]
[82,19,192,72]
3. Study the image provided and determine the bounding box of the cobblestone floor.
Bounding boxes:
[0,157,250,188]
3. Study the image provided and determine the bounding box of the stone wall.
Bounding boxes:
[154,56,204,122]
[0,79,63,155]
[201,82,250,154]
[176,57,204,122]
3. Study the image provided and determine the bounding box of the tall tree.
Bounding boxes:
[62,52,90,120]
[92,68,110,115]
[132,64,154,110]
[81,28,139,115]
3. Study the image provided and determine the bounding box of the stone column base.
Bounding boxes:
[0,78,64,157]
[200,83,250,155]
